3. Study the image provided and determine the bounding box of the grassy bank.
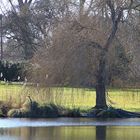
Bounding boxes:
[0,82,140,112]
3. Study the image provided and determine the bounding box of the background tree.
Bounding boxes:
[2,0,66,60]
[4,0,35,60]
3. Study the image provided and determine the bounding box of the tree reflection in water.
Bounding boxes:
[96,126,106,140]
[0,125,140,140]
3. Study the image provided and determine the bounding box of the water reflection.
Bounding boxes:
[0,126,140,140]
[96,126,106,140]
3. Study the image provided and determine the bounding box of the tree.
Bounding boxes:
[2,0,61,60]
[30,0,140,109]
[5,0,35,60]
[93,0,140,109]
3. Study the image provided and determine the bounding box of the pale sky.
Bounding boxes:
[0,0,14,14]
[0,0,37,14]
[0,0,25,14]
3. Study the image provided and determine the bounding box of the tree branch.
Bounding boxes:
[123,0,140,11]
[28,0,33,5]
[104,1,123,50]
[18,0,24,8]
[8,0,17,13]
[85,0,93,16]
[25,0,28,3]
[106,0,115,22]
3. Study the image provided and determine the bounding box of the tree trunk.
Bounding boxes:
[24,44,34,60]
[95,50,108,109]
[94,0,124,109]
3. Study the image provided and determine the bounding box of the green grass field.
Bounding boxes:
[0,82,140,112]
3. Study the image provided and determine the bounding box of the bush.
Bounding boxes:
[8,100,62,118]
[67,108,81,117]
[0,61,26,82]
[38,103,62,118]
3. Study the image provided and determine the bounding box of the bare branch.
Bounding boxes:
[123,0,140,10]
[106,0,116,22]
[116,8,123,24]
[104,1,123,50]
[18,0,24,8]
[8,0,17,13]
[85,0,94,16]
[28,0,33,5]
[79,0,86,17]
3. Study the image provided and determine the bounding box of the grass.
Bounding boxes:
[0,82,140,112]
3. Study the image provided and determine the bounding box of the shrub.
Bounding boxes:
[0,61,26,82]
[66,108,81,117]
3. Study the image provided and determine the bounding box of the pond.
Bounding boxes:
[0,118,140,140]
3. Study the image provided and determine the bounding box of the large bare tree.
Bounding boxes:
[92,0,140,108]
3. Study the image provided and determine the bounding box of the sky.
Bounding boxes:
[0,0,37,14]
[0,0,26,14]
[0,0,13,14]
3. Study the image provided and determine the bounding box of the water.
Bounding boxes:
[0,118,140,140]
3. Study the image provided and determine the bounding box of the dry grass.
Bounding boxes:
[0,82,140,112]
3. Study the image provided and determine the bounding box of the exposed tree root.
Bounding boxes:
[86,107,140,118]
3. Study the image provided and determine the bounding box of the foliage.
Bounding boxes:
[66,108,81,117]
[0,61,26,82]
[8,101,63,118]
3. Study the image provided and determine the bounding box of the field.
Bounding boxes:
[0,82,140,112]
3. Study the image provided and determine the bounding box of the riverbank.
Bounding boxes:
[0,83,140,118]
[0,99,82,118]
[1,98,140,118]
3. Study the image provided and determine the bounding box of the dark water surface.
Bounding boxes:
[0,118,140,140]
